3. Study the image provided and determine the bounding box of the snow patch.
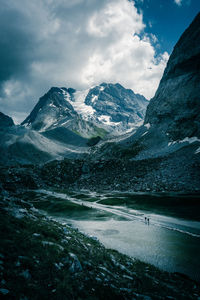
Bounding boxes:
[179,137,200,144]
[49,103,56,108]
[168,141,176,146]
[168,136,200,146]
[195,147,200,154]
[144,123,150,130]
[91,94,98,103]
[142,131,148,137]
[60,120,70,126]
[40,116,58,132]
[61,89,71,101]
[99,86,105,92]
[98,115,120,126]
[61,88,95,118]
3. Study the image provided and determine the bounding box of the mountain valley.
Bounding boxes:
[0,12,200,300]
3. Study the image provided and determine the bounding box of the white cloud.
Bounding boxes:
[87,0,144,37]
[0,0,169,123]
[174,0,182,6]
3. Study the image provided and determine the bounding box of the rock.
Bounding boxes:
[69,253,82,273]
[145,13,200,140]
[85,82,148,133]
[0,288,9,295]
[20,269,31,280]
[82,163,90,174]
[0,112,14,128]
[21,87,77,131]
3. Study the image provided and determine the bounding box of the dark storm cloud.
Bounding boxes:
[0,4,35,86]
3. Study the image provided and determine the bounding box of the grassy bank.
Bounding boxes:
[0,192,200,299]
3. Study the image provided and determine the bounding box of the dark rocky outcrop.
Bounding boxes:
[145,13,200,140]
[0,112,14,128]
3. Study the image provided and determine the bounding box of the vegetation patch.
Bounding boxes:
[0,193,200,299]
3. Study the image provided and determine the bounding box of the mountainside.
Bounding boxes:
[1,15,200,189]
[22,87,77,132]
[107,13,200,162]
[0,124,90,166]
[84,83,148,133]
[22,83,148,136]
[0,91,92,165]
[0,112,14,128]
[0,82,148,165]
[73,13,200,192]
[144,12,200,141]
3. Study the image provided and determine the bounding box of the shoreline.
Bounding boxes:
[1,192,200,299]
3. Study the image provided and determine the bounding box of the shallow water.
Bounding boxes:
[38,189,200,281]
[71,218,200,281]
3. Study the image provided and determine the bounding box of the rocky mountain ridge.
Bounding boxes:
[0,82,148,165]
[62,13,200,192]
[144,12,200,141]
[0,14,200,191]
[84,83,148,133]
[22,83,148,136]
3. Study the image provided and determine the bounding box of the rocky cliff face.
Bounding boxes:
[85,83,148,132]
[21,87,106,138]
[0,112,14,128]
[21,87,77,131]
[21,83,148,137]
[145,13,200,140]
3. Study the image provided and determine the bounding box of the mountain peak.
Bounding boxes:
[48,87,76,95]
[21,82,148,134]
[21,87,76,131]
[84,82,148,127]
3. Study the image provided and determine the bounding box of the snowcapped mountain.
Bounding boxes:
[84,83,148,132]
[62,83,148,134]
[1,82,148,165]
[22,83,148,137]
[21,87,77,132]
[0,82,148,165]
[21,87,107,139]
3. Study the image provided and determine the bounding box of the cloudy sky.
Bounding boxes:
[0,0,199,123]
